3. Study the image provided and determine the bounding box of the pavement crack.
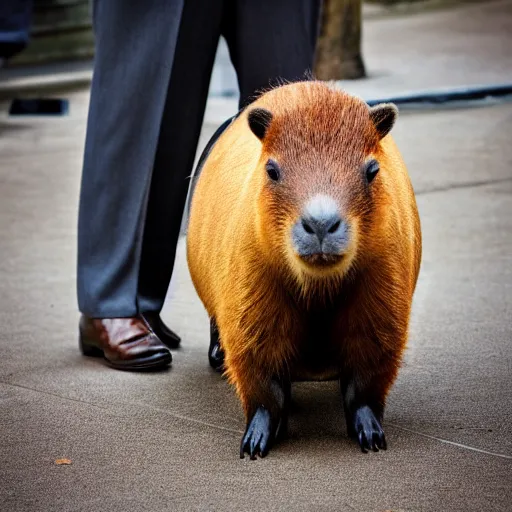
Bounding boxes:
[0,380,112,411]
[0,380,243,435]
[126,400,244,435]
[415,176,512,196]
[388,423,512,460]
[4,382,511,458]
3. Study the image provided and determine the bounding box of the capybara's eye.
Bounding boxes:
[365,159,380,183]
[265,159,281,182]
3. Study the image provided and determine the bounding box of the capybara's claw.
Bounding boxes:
[353,405,386,453]
[240,407,273,460]
[358,430,369,454]
[373,431,387,451]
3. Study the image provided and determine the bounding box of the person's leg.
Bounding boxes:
[78,0,224,319]
[77,0,184,318]
[223,0,322,109]
[206,0,321,370]
[78,0,225,368]
[136,0,225,314]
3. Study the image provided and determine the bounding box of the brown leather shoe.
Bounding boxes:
[79,315,172,370]
[140,312,181,349]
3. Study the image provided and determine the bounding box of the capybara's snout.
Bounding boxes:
[291,194,349,265]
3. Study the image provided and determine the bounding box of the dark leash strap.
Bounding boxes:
[186,109,242,219]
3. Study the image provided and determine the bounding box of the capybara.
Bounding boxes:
[187,81,421,459]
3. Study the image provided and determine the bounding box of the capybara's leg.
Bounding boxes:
[221,305,296,459]
[240,379,290,460]
[340,354,399,453]
[208,317,224,372]
[225,343,290,460]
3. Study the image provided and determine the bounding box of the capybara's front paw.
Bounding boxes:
[208,318,225,372]
[240,407,275,460]
[208,340,224,372]
[352,405,387,453]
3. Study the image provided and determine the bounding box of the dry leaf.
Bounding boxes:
[55,458,72,465]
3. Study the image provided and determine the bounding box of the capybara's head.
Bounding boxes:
[247,81,398,290]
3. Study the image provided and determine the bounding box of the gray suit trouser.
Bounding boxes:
[77,0,321,318]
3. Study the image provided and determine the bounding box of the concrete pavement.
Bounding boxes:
[1,1,512,511]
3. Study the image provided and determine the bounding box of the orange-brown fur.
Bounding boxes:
[187,81,421,441]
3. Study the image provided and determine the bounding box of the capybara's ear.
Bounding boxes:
[248,108,273,140]
[369,103,398,140]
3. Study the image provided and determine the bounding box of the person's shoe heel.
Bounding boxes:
[79,334,103,357]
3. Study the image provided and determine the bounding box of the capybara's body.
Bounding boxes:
[187,81,421,458]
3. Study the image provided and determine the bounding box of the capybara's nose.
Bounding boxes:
[300,213,342,244]
[292,195,348,258]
